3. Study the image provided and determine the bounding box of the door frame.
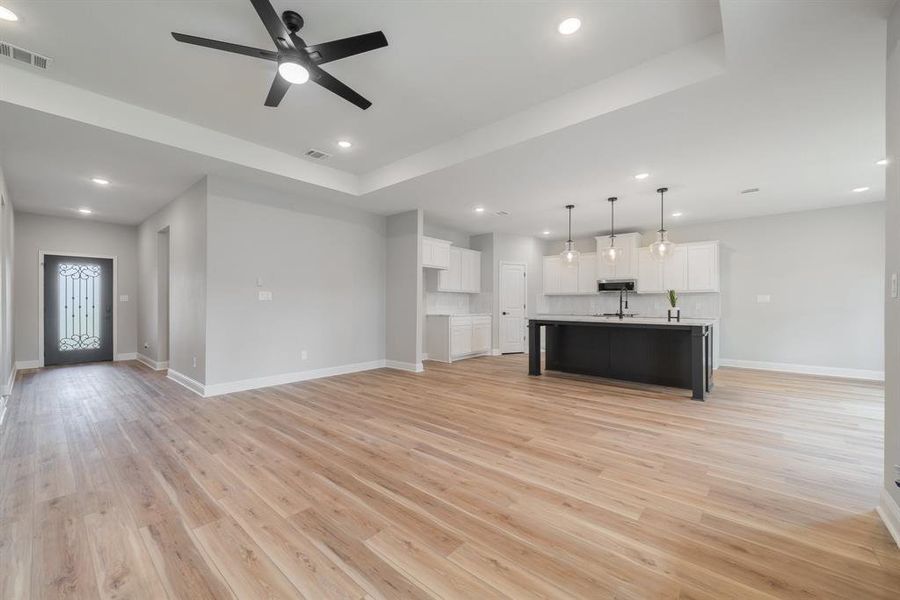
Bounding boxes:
[498,260,528,354]
[38,251,118,368]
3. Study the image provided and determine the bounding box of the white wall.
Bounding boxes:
[386,210,422,369]
[542,203,884,375]
[882,0,900,538]
[14,211,138,364]
[138,177,207,381]
[204,178,386,386]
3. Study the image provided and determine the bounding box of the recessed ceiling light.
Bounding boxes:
[78,208,93,215]
[0,6,18,21]
[474,207,485,213]
[542,231,551,236]
[91,177,110,185]
[671,212,683,217]
[634,172,650,180]
[876,158,889,166]
[558,17,581,35]
[337,140,352,149]
[277,61,309,84]
[852,186,870,193]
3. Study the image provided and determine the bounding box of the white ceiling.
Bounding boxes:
[0,0,893,234]
[0,0,721,173]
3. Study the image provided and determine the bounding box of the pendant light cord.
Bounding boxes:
[566,204,574,243]
[657,187,668,233]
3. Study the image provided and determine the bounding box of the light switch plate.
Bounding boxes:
[258,290,272,301]
[756,294,771,304]
[892,273,898,298]
[119,294,129,302]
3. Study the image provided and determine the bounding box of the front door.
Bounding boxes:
[43,254,114,366]
[499,262,527,354]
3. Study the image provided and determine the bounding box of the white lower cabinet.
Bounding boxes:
[425,315,492,363]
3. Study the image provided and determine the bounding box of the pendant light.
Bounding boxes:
[560,204,580,268]
[599,197,619,265]
[649,187,676,261]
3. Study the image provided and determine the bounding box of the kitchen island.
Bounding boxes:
[528,315,714,400]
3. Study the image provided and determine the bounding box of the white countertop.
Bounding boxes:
[533,314,716,327]
[426,313,491,317]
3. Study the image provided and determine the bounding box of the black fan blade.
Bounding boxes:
[264,74,291,107]
[249,0,295,52]
[304,31,388,65]
[310,66,372,110]
[171,32,278,61]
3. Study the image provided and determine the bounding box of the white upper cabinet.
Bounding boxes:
[636,240,719,293]
[436,247,481,293]
[595,233,640,280]
[422,237,451,270]
[686,242,719,292]
[542,253,594,295]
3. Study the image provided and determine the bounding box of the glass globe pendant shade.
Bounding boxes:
[599,241,618,265]
[560,241,580,268]
[649,230,675,261]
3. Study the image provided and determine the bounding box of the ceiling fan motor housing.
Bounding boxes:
[282,11,304,33]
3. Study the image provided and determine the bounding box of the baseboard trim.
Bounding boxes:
[718,359,884,381]
[115,352,138,361]
[204,360,387,397]
[136,353,169,371]
[4,363,16,396]
[384,360,424,373]
[877,488,900,548]
[15,360,39,370]
[166,369,206,397]
[491,348,502,356]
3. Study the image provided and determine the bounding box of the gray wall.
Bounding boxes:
[544,204,884,373]
[138,177,207,381]
[0,166,14,390]
[386,210,422,367]
[884,0,900,519]
[14,211,138,363]
[204,179,386,385]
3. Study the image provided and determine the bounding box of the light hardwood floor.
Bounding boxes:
[0,356,897,599]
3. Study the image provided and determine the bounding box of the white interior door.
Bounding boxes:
[499,262,527,354]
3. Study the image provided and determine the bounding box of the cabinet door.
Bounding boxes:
[432,242,450,270]
[663,245,688,291]
[439,247,462,291]
[687,243,718,292]
[422,238,434,267]
[558,259,578,294]
[543,256,560,294]
[578,253,597,294]
[614,242,635,279]
[472,321,491,353]
[466,250,481,292]
[637,248,663,293]
[451,324,472,356]
[595,237,615,280]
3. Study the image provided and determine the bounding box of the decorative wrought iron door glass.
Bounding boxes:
[57,263,101,351]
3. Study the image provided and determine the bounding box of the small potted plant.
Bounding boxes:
[667,289,680,322]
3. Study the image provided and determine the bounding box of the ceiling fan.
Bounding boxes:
[171,0,387,109]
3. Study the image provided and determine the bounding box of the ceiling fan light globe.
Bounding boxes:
[278,61,309,84]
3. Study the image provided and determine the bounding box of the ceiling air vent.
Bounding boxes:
[304,148,331,160]
[495,210,510,216]
[740,187,760,195]
[0,41,52,70]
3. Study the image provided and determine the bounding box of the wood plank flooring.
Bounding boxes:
[0,356,897,599]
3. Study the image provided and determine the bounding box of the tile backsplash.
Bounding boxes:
[538,292,721,320]
[425,292,471,315]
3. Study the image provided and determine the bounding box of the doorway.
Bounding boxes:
[499,261,527,354]
[42,254,114,366]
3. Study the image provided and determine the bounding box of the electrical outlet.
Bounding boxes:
[258,290,273,301]
[301,350,308,361]
[144,342,150,349]
[192,356,197,368]
[756,294,771,304]
[892,273,898,299]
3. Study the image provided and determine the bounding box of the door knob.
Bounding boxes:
[502,311,509,315]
